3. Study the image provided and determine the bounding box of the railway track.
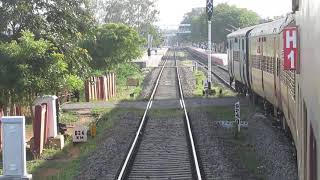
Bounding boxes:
[116,50,202,180]
[186,50,235,91]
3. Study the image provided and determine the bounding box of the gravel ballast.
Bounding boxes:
[179,66,196,98]
[139,67,161,99]
[76,110,142,180]
[189,107,256,180]
[247,113,298,180]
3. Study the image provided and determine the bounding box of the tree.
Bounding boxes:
[181,7,205,25]
[0,0,94,41]
[0,0,95,79]
[82,23,145,71]
[211,3,260,42]
[181,4,260,43]
[91,0,159,31]
[140,23,163,47]
[0,31,84,116]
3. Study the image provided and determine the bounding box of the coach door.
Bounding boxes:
[260,35,265,92]
[275,34,282,109]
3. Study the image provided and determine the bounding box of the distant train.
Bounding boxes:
[228,0,320,179]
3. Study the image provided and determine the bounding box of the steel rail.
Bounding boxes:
[199,61,233,89]
[176,58,202,180]
[187,50,236,91]
[116,58,168,180]
[217,65,228,72]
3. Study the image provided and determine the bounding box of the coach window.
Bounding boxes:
[242,39,244,50]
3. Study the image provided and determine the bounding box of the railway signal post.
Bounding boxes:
[206,0,213,91]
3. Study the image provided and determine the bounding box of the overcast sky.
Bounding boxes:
[156,0,292,28]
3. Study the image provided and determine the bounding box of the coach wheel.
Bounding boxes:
[252,92,259,105]
[281,116,288,133]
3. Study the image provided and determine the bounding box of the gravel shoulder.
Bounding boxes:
[247,112,298,180]
[188,99,298,180]
[179,66,196,98]
[139,67,161,99]
[76,109,143,180]
[189,106,257,180]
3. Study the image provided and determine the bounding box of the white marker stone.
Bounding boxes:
[73,125,88,143]
[0,116,32,179]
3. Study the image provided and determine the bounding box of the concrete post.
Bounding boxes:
[33,105,47,156]
[34,96,58,138]
[0,116,32,179]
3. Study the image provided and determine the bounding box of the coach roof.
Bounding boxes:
[249,15,294,37]
[227,25,256,38]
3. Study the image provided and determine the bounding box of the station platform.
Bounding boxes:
[187,47,228,67]
[133,48,168,68]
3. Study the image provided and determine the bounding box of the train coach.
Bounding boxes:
[228,0,320,178]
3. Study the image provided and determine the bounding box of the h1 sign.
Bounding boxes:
[283,26,298,70]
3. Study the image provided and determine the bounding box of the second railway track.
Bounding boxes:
[117,49,202,180]
[185,49,235,91]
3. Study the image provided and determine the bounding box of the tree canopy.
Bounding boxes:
[0,0,160,116]
[90,0,161,48]
[0,0,94,42]
[181,4,261,43]
[91,0,159,30]
[82,23,145,72]
[0,31,83,108]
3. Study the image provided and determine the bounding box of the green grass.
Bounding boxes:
[176,51,186,59]
[193,69,236,97]
[180,60,193,67]
[233,132,265,179]
[190,105,264,179]
[28,107,144,179]
[110,64,145,102]
[194,70,206,96]
[90,107,110,118]
[210,84,236,97]
[59,112,79,124]
[110,85,143,102]
[191,105,250,121]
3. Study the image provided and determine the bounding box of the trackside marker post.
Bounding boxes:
[235,101,241,132]
[0,116,32,179]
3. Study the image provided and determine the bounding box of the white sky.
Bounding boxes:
[156,0,291,28]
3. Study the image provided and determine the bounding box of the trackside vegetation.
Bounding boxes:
[0,0,161,116]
